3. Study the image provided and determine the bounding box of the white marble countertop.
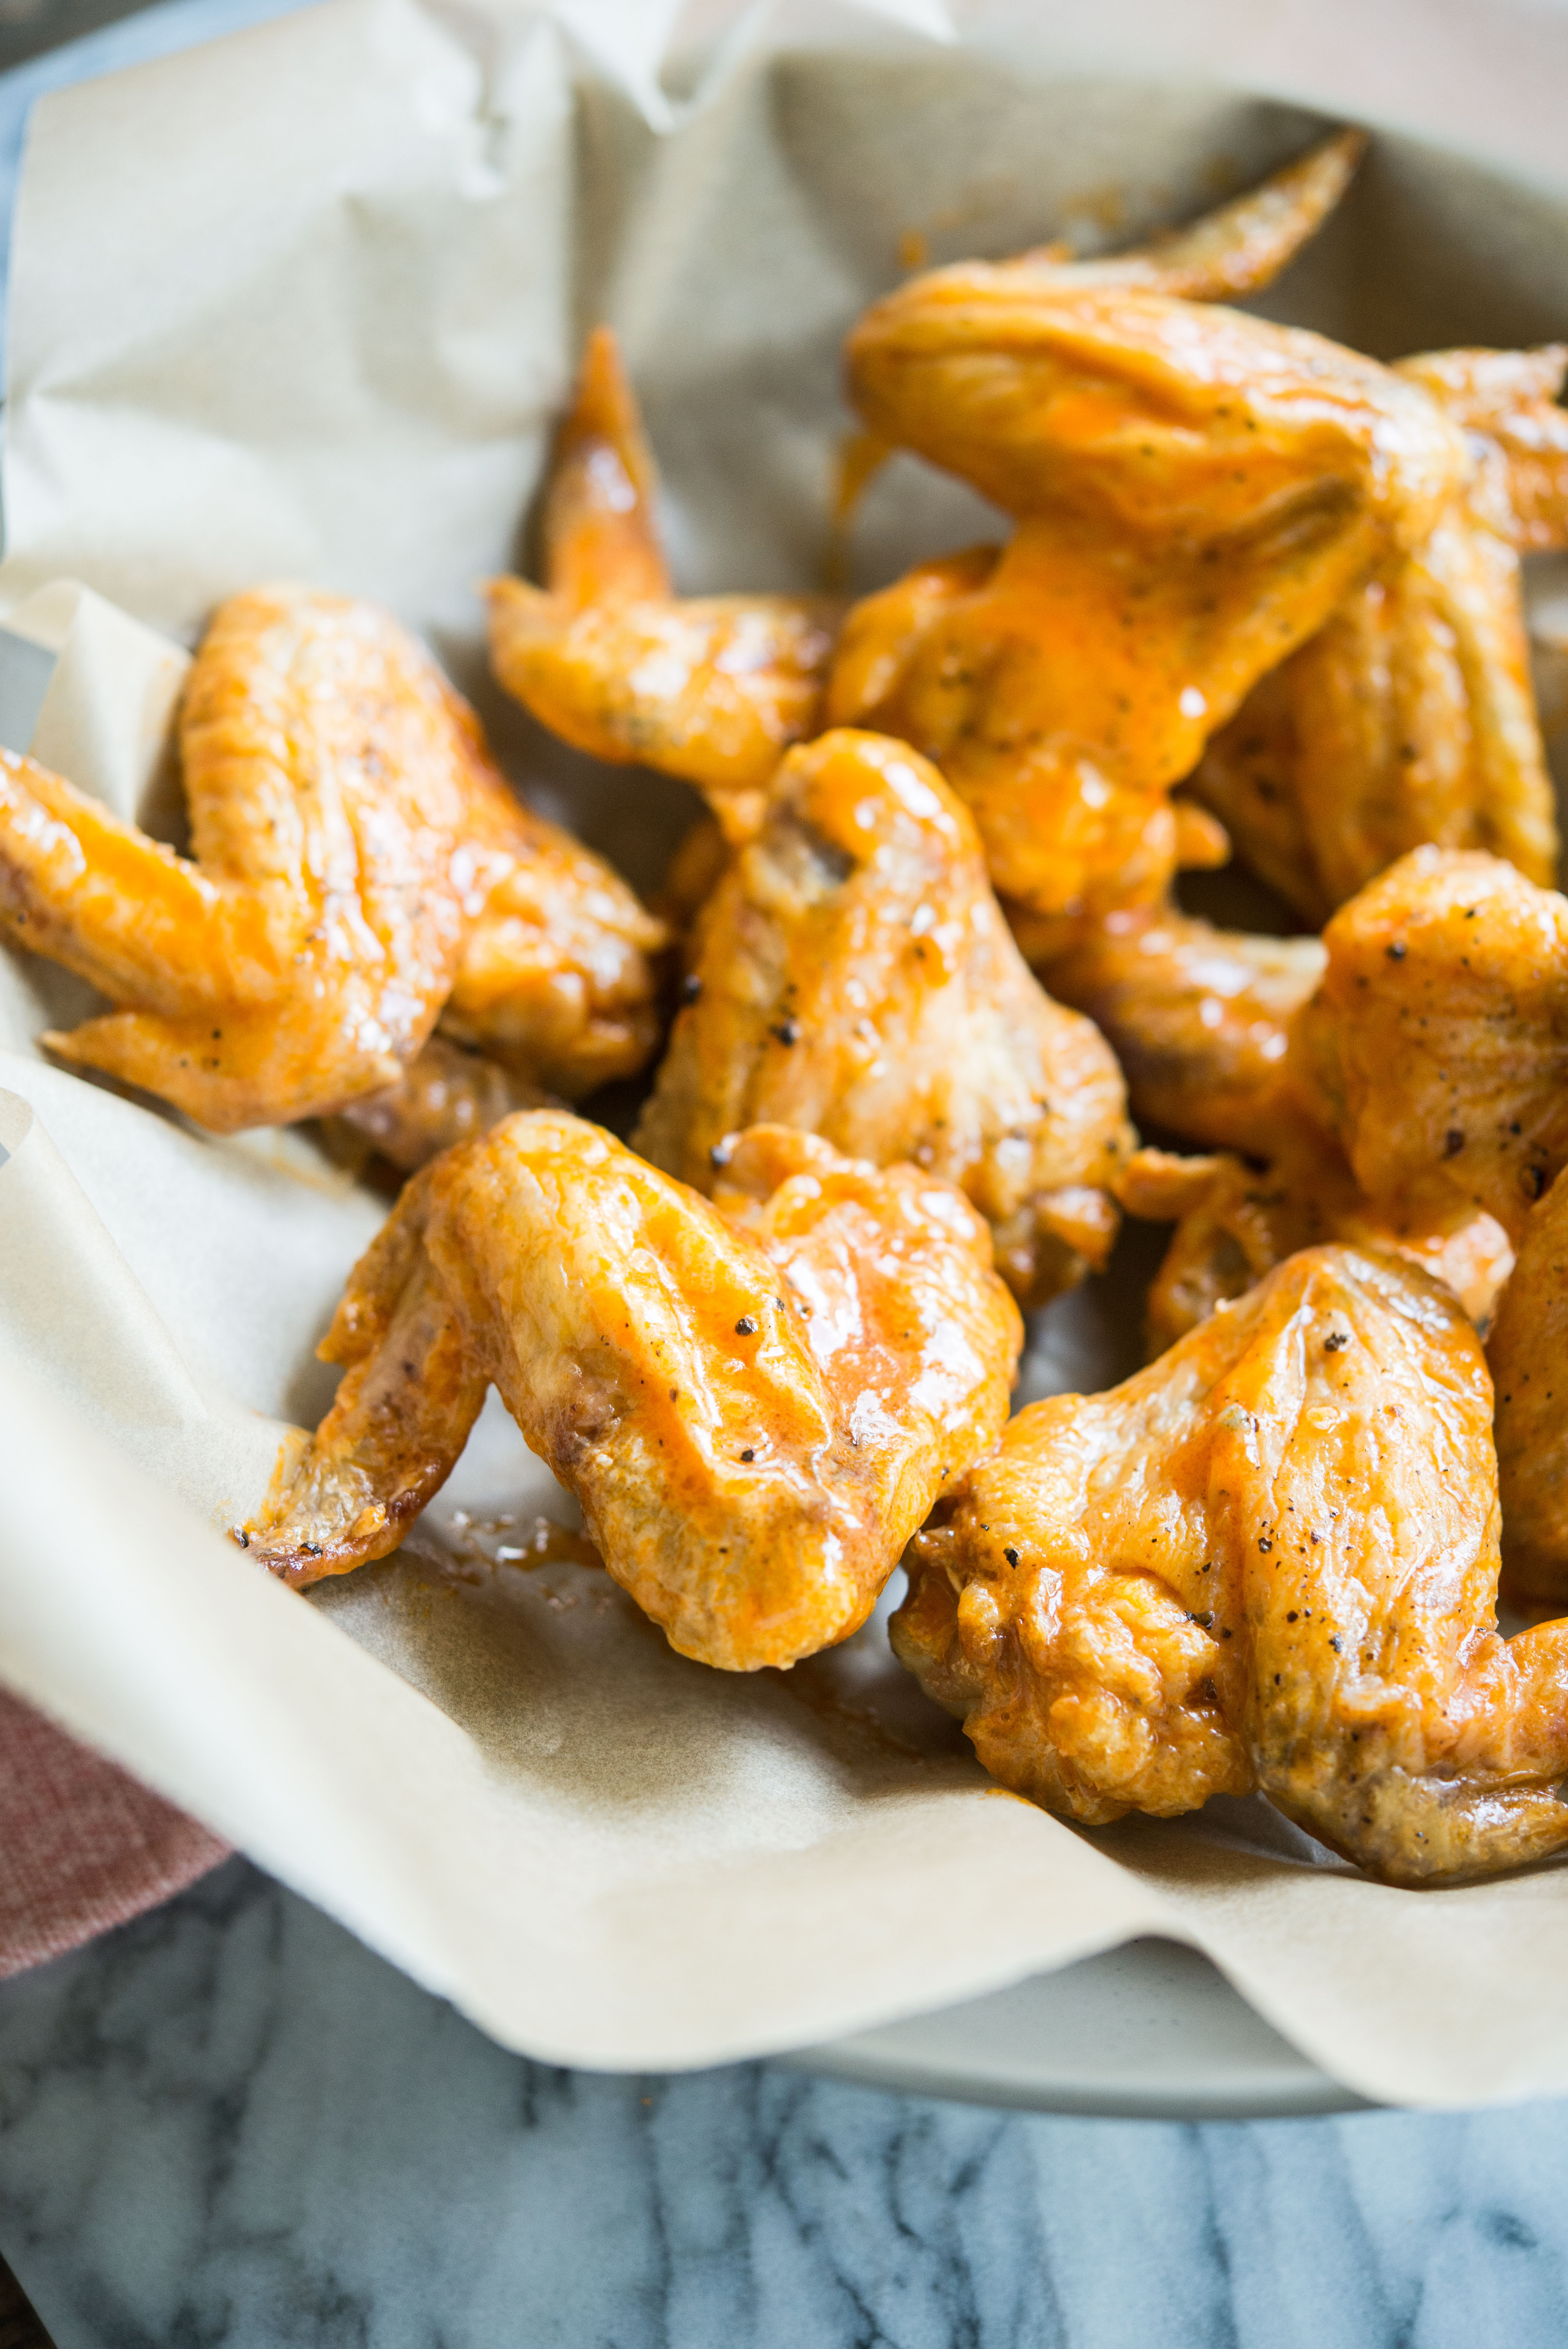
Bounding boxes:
[0,1856,1567,2348]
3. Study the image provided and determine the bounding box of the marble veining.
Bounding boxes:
[0,1862,1566,2347]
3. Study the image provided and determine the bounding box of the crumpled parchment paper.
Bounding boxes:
[5,0,1568,2107]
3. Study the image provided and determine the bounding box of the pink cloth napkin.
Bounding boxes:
[0,1687,229,1977]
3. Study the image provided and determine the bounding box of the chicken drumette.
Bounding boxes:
[1192,345,1568,922]
[634,728,1133,1308]
[244,1111,1022,1671]
[1290,845,1568,1241]
[828,140,1467,929]
[0,585,666,1145]
[1030,900,1325,1153]
[488,329,839,847]
[894,1242,1568,1884]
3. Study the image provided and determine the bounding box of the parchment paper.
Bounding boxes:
[5,0,1568,2108]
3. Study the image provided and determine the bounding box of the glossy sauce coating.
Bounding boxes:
[1488,1170,1568,1608]
[438,784,668,1099]
[488,329,837,843]
[1290,846,1568,1242]
[0,585,667,1127]
[1036,902,1325,1152]
[894,1243,1568,1884]
[0,587,504,1126]
[1193,346,1566,921]
[246,1113,1022,1672]
[832,279,1467,919]
[634,729,1133,1308]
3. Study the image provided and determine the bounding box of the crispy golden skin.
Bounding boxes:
[0,585,666,1128]
[832,130,1368,526]
[0,587,501,1127]
[830,279,1466,923]
[1032,902,1325,1152]
[633,729,1133,1308]
[437,790,668,1098]
[1490,1171,1568,1609]
[488,329,838,845]
[245,1112,1022,1671]
[1193,348,1567,921]
[1120,1131,1513,1354]
[893,1242,1568,1884]
[1290,847,1568,1244]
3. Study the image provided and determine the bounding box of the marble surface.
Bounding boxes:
[0,1860,1565,2348]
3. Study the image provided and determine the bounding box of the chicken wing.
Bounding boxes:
[1289,846,1568,1242]
[830,130,1369,532]
[1120,1129,1513,1353]
[487,328,839,845]
[437,788,668,1098]
[894,1242,1568,1884]
[1489,1169,1568,1609]
[830,277,1467,924]
[633,728,1134,1308]
[0,585,668,1129]
[1192,347,1568,922]
[1031,901,1326,1152]
[244,1112,1022,1671]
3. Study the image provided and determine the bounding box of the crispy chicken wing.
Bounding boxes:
[1031,901,1325,1151]
[832,131,1368,529]
[1290,846,1568,1242]
[1192,348,1567,921]
[0,587,503,1127]
[830,276,1466,923]
[633,729,1133,1308]
[0,585,667,1128]
[487,329,838,845]
[245,1112,1022,1670]
[894,1242,1568,1884]
[437,788,668,1098]
[1120,1130,1513,1353]
[1489,1169,1568,1608]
